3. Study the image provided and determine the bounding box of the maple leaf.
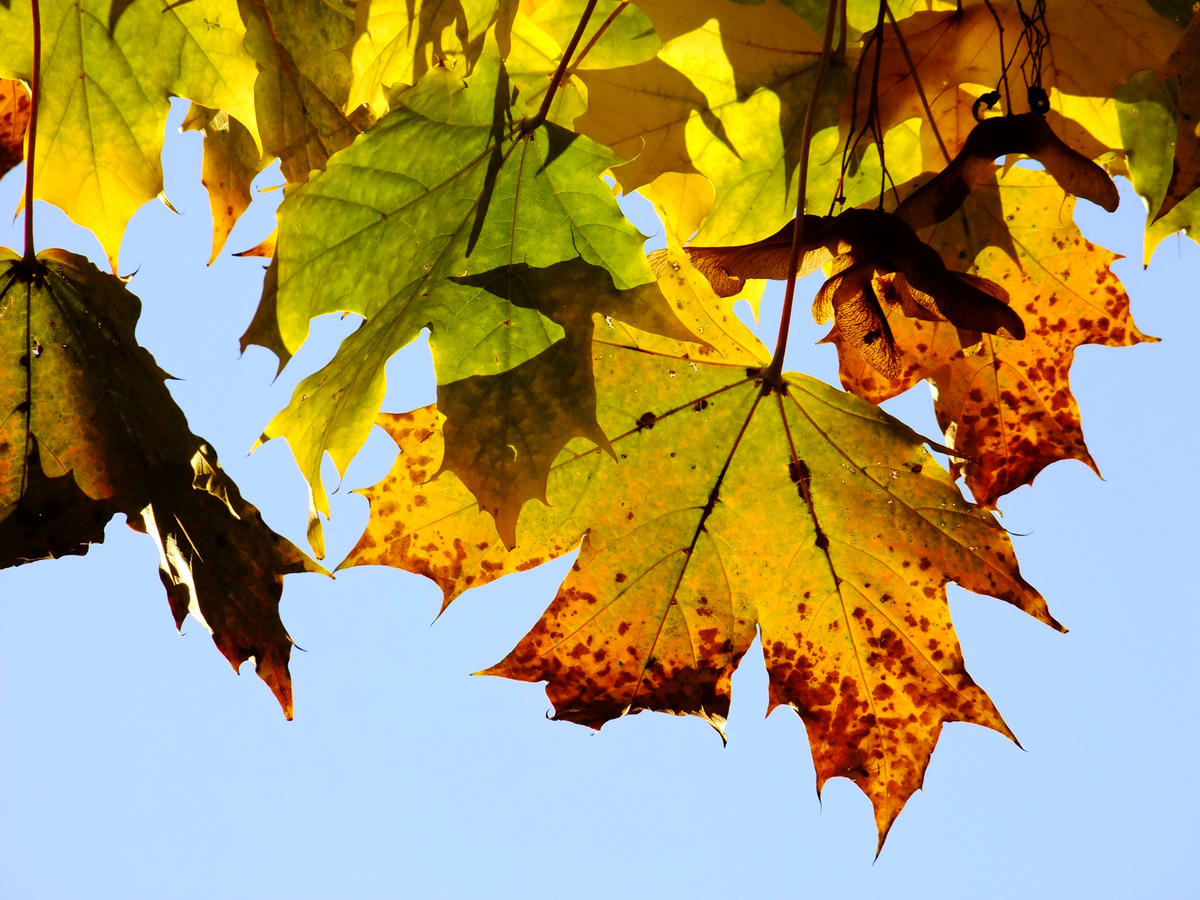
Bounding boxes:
[255,30,662,556]
[0,0,259,268]
[0,248,324,716]
[1153,11,1200,219]
[504,0,659,130]
[342,228,771,605]
[525,0,661,70]
[846,1,1182,174]
[345,239,1060,847]
[830,168,1154,506]
[346,0,512,117]
[1115,22,1200,260]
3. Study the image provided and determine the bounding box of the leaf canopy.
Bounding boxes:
[0,0,1197,851]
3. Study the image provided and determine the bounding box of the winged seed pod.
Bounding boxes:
[649,209,1024,377]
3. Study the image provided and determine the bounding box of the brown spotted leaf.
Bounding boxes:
[0,248,324,716]
[833,168,1155,506]
[182,103,272,263]
[345,243,1057,847]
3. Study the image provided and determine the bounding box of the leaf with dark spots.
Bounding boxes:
[0,249,324,717]
[181,103,271,264]
[832,168,1155,507]
[347,245,1058,846]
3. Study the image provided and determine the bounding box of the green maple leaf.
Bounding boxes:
[255,29,659,555]
[344,240,1059,848]
[1117,63,1200,263]
[0,248,324,716]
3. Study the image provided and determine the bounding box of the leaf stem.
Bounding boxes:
[522,0,599,133]
[23,0,41,264]
[566,1,626,75]
[763,0,839,389]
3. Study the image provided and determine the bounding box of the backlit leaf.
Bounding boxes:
[182,103,271,263]
[0,248,324,715]
[574,0,838,243]
[0,0,259,267]
[438,259,693,547]
[260,31,659,554]
[347,0,510,116]
[0,78,30,180]
[1116,69,1200,261]
[849,1,1182,173]
[347,245,1058,847]
[243,0,367,185]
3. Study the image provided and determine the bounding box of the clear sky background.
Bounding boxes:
[1,100,1197,899]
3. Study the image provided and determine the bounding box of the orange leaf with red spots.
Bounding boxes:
[346,242,1059,848]
[831,167,1155,506]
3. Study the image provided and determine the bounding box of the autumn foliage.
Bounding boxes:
[1,0,1196,848]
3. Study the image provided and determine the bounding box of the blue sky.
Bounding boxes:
[1,100,1197,898]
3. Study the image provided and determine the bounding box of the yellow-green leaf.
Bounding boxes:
[1,0,259,268]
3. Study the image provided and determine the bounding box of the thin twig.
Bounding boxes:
[523,0,599,133]
[566,1,626,74]
[23,0,41,264]
[870,0,887,200]
[885,1,951,165]
[835,0,848,63]
[981,0,1012,112]
[763,0,840,389]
